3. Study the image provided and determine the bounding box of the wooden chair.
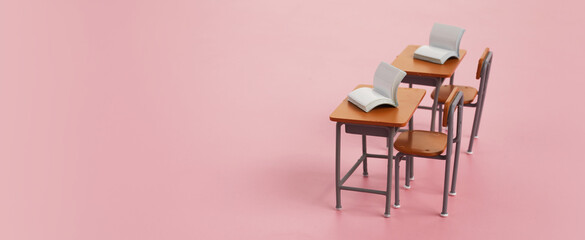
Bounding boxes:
[393,88,464,217]
[431,48,493,153]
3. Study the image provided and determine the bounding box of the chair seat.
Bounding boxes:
[394,130,448,157]
[431,85,478,104]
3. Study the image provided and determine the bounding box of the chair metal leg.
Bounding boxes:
[440,153,451,217]
[407,116,414,184]
[335,123,342,210]
[362,135,368,176]
[474,92,487,138]
[469,79,489,152]
[475,76,489,138]
[408,157,414,181]
[467,106,482,154]
[404,157,411,188]
[450,142,461,196]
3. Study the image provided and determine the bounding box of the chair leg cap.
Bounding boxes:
[474,136,479,139]
[393,204,400,208]
[466,151,473,154]
[404,185,411,189]
[363,173,369,177]
[384,213,391,218]
[409,176,415,180]
[449,192,457,196]
[336,207,342,210]
[440,213,448,217]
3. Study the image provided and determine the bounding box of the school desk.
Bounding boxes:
[329,86,426,217]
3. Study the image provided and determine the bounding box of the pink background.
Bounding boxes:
[1,0,585,239]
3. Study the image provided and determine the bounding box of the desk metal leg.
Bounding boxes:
[362,135,368,176]
[438,104,443,132]
[335,122,343,210]
[430,79,443,132]
[384,127,396,218]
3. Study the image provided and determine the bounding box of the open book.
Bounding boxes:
[414,23,465,64]
[348,62,406,112]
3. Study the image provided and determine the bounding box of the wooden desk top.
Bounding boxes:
[392,45,467,78]
[330,86,426,127]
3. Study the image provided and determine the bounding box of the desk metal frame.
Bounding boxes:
[330,87,425,217]
[335,118,415,218]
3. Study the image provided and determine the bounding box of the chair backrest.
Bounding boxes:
[443,87,464,155]
[476,48,493,80]
[442,87,463,127]
[475,48,493,108]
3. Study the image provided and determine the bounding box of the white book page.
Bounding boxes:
[348,87,396,112]
[372,62,406,100]
[429,23,465,54]
[348,87,386,107]
[414,45,451,60]
[389,68,403,105]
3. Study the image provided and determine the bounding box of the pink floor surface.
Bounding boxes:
[1,0,585,239]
